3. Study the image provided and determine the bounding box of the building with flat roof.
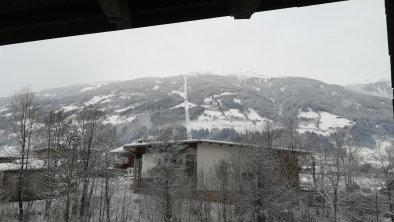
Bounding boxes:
[110,139,309,192]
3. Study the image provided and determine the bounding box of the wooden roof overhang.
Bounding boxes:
[0,0,347,46]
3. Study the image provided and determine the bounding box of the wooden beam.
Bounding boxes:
[386,0,394,117]
[230,0,262,19]
[97,0,132,29]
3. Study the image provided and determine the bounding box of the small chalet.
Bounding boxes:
[110,139,309,192]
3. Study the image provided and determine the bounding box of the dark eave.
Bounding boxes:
[0,0,346,46]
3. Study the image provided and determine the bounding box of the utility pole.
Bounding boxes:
[184,75,192,139]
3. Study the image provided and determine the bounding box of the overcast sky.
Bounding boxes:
[0,0,390,97]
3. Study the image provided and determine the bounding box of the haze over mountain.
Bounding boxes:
[346,80,392,99]
[0,74,392,149]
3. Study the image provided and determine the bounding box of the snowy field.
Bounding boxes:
[189,108,272,133]
[297,108,354,135]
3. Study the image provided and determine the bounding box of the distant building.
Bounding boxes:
[110,139,309,192]
[0,148,47,202]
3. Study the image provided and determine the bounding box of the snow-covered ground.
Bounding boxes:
[171,101,197,109]
[297,123,320,135]
[300,173,384,191]
[188,108,271,133]
[80,82,111,93]
[300,141,391,191]
[213,92,237,98]
[42,93,56,97]
[61,105,79,112]
[202,92,240,109]
[169,90,185,99]
[355,176,382,190]
[0,158,44,171]
[84,95,114,106]
[2,112,12,117]
[104,115,136,125]
[223,109,244,118]
[358,140,392,167]
[0,108,9,113]
[227,71,271,82]
[298,108,319,119]
[115,106,133,113]
[247,109,272,123]
[203,92,236,103]
[0,145,18,158]
[297,108,354,135]
[319,112,353,131]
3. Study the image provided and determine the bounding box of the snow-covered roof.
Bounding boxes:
[113,139,310,154]
[109,146,125,153]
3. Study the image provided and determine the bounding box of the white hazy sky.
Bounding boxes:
[0,0,390,97]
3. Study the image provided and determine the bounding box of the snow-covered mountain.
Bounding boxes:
[0,74,393,147]
[346,80,392,99]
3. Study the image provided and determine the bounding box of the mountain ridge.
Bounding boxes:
[0,74,392,148]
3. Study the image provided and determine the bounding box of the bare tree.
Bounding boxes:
[10,86,38,221]
[374,140,394,222]
[93,125,119,222]
[310,129,367,222]
[39,108,81,222]
[234,132,299,222]
[77,106,105,221]
[40,106,107,222]
[41,109,70,217]
[281,114,299,151]
[144,132,195,222]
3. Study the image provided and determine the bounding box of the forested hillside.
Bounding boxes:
[0,74,392,149]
